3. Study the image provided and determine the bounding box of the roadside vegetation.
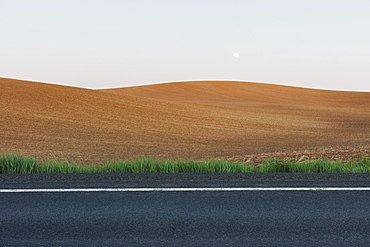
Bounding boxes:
[0,153,369,174]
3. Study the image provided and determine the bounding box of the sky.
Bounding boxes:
[1,0,370,91]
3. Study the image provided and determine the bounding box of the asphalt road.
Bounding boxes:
[1,173,370,246]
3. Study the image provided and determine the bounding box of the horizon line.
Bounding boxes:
[2,76,369,92]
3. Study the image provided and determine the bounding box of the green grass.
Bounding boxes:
[0,153,369,174]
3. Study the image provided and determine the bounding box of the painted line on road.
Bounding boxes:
[1,187,370,193]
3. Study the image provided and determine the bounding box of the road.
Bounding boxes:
[1,173,370,246]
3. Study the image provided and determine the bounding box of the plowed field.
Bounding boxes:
[1,78,369,164]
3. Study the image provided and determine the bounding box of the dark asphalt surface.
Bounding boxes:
[1,173,370,246]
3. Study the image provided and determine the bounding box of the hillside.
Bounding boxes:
[1,78,369,164]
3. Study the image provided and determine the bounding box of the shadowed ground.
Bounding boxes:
[1,78,369,164]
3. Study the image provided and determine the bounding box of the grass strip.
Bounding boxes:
[0,153,369,174]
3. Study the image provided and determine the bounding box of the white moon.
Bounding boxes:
[234,52,239,58]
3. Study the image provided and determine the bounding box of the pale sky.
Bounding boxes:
[1,0,369,91]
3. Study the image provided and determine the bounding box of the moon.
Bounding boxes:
[234,52,240,58]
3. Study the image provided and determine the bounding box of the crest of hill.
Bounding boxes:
[101,81,370,109]
[1,77,369,164]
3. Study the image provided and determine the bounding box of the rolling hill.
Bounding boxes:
[1,78,369,164]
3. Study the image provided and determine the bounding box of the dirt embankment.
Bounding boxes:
[1,78,369,164]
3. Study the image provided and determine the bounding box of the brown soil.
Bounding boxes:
[1,78,369,164]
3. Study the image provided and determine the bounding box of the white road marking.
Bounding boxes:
[0,187,370,193]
